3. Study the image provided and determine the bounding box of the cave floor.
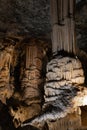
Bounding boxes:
[47,106,87,130]
[0,106,87,130]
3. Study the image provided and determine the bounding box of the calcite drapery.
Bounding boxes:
[51,0,76,55]
[21,43,44,105]
[9,39,49,127]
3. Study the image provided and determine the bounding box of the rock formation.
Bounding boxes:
[8,38,50,127]
[21,55,87,130]
[0,40,16,104]
[19,1,87,129]
[51,0,76,55]
[0,1,87,130]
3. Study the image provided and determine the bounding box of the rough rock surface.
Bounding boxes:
[0,0,87,41]
[0,0,51,37]
[21,56,87,129]
[8,38,50,128]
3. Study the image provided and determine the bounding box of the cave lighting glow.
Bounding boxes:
[83,96,87,105]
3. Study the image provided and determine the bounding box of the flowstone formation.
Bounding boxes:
[8,38,50,128]
[21,55,87,130]
[43,55,86,117]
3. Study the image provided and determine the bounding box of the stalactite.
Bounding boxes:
[63,0,68,20]
[50,0,58,25]
[69,0,75,17]
[51,0,76,55]
[52,24,59,54]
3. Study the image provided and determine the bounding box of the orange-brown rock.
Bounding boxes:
[20,42,47,105]
[9,39,49,127]
[0,43,15,103]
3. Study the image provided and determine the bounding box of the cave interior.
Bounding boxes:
[0,0,87,130]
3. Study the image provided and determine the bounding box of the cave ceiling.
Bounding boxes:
[0,0,51,38]
[0,0,87,50]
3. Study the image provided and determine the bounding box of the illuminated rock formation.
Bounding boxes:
[51,0,76,55]
[21,56,87,129]
[9,39,49,127]
[0,41,15,104]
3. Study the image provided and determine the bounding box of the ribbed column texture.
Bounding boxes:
[51,0,76,55]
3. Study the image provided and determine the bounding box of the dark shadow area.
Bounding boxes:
[0,104,16,130]
[17,125,40,130]
[80,106,87,127]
